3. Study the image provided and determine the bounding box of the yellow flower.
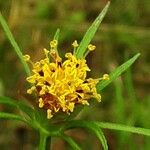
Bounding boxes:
[24,40,108,119]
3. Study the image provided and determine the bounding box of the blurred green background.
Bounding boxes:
[0,0,149,149]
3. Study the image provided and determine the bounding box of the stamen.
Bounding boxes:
[83,44,96,58]
[97,74,110,81]
[88,44,96,51]
[72,40,79,54]
[50,40,58,49]
[47,109,53,119]
[102,74,109,80]
[23,54,34,65]
[27,86,36,94]
[39,98,44,108]
[23,55,30,62]
[72,40,78,48]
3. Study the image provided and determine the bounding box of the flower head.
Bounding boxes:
[24,40,109,119]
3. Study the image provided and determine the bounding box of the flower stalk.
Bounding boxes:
[39,132,50,150]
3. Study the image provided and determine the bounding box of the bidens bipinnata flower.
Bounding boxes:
[24,40,109,119]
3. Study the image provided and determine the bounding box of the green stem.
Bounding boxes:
[39,132,50,150]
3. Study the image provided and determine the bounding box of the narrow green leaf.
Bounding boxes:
[0,96,18,107]
[53,28,60,41]
[33,109,48,127]
[17,101,34,119]
[0,112,26,122]
[61,133,81,150]
[114,78,125,123]
[97,53,140,92]
[75,2,110,58]
[0,12,30,76]
[0,96,34,119]
[62,120,108,150]
[95,122,150,137]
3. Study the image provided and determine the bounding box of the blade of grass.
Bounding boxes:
[114,77,125,123]
[0,96,34,118]
[95,122,150,137]
[0,96,19,107]
[0,112,27,123]
[124,54,138,124]
[97,53,140,92]
[75,1,110,58]
[113,77,129,148]
[61,133,81,150]
[62,120,108,150]
[0,12,30,76]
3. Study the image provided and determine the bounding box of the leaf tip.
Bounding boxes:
[134,53,141,60]
[53,28,60,41]
[104,1,111,10]
[137,53,141,57]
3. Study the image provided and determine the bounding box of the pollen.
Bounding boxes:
[25,40,107,119]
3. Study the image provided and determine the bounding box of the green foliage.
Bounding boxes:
[75,1,110,58]
[0,1,149,150]
[61,134,81,150]
[96,122,150,137]
[97,53,140,92]
[0,12,30,76]
[61,120,108,150]
[0,112,26,122]
[0,96,34,119]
